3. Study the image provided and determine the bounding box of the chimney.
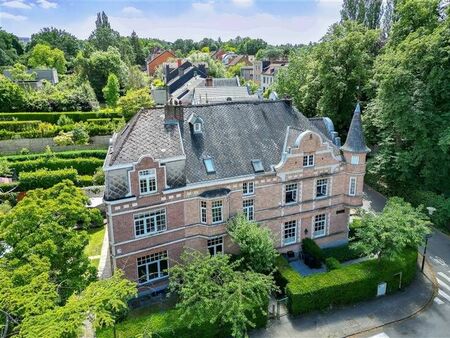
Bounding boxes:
[283,97,292,107]
[335,137,341,147]
[178,67,184,77]
[165,98,184,123]
[177,58,182,67]
[205,77,213,87]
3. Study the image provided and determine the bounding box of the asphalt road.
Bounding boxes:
[361,185,450,338]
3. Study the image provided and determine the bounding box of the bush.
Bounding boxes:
[302,238,325,261]
[407,190,450,232]
[3,149,107,162]
[77,175,94,187]
[72,126,89,144]
[0,120,41,132]
[325,257,341,271]
[53,131,74,146]
[19,168,78,190]
[56,114,74,126]
[284,249,417,315]
[117,88,155,119]
[323,244,364,263]
[0,75,26,112]
[92,167,105,185]
[9,157,104,176]
[0,111,122,124]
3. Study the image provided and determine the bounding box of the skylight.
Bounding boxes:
[251,160,264,173]
[204,158,215,174]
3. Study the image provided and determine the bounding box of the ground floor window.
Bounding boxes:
[283,220,297,245]
[207,237,223,256]
[313,214,327,237]
[137,251,168,284]
[243,199,254,221]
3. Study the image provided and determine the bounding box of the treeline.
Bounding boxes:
[274,0,450,230]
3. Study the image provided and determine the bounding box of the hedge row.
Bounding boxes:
[10,157,104,176]
[2,149,107,162]
[278,249,417,315]
[0,120,41,132]
[0,111,122,124]
[322,244,364,263]
[19,168,79,190]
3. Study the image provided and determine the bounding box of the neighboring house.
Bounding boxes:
[192,86,259,104]
[165,61,208,95]
[227,54,254,68]
[3,68,59,88]
[211,49,226,61]
[260,63,287,92]
[240,66,254,81]
[146,50,176,77]
[222,52,238,65]
[103,100,369,292]
[253,60,270,85]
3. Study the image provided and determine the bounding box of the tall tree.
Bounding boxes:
[130,31,145,65]
[341,0,384,29]
[102,73,120,108]
[0,28,23,66]
[28,43,67,73]
[88,11,121,51]
[29,27,80,60]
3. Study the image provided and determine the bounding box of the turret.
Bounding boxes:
[341,103,370,154]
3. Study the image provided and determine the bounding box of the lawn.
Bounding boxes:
[84,226,105,268]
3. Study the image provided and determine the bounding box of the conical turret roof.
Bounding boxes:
[340,103,370,153]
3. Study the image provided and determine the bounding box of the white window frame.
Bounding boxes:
[137,251,168,284]
[285,183,298,205]
[349,177,357,196]
[283,220,297,246]
[211,200,223,224]
[242,181,255,196]
[207,236,223,256]
[139,169,157,195]
[243,199,254,221]
[194,122,202,133]
[134,209,166,237]
[315,178,328,199]
[313,214,327,238]
[351,155,360,165]
[303,154,314,167]
[200,200,207,224]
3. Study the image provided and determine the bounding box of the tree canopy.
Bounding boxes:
[28,43,67,74]
[29,27,80,60]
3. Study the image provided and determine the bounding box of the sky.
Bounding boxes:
[0,0,343,45]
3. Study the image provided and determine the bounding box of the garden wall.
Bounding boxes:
[0,135,111,154]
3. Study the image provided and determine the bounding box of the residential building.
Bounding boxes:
[240,66,254,81]
[192,86,259,104]
[3,68,59,88]
[227,54,254,68]
[103,100,369,292]
[261,63,287,92]
[211,49,226,61]
[146,50,176,76]
[253,60,270,85]
[164,61,208,95]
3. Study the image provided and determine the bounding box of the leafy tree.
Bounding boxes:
[243,80,259,94]
[341,0,383,29]
[0,75,26,112]
[0,159,11,177]
[187,51,226,78]
[228,214,278,274]
[118,88,154,119]
[7,63,35,81]
[351,197,431,261]
[226,62,245,78]
[237,38,267,55]
[274,21,380,133]
[0,181,103,301]
[88,12,121,51]
[29,27,80,60]
[169,251,276,338]
[0,28,23,66]
[255,47,284,60]
[28,43,67,74]
[125,65,150,91]
[102,73,120,108]
[366,0,449,193]
[130,31,145,65]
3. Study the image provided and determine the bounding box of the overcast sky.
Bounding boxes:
[0,0,343,44]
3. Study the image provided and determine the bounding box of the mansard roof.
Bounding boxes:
[340,103,371,153]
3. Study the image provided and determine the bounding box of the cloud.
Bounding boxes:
[121,6,143,17]
[0,11,27,21]
[36,0,57,9]
[1,0,33,9]
[192,1,214,12]
[231,0,253,7]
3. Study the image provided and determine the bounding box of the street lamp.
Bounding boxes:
[421,233,433,272]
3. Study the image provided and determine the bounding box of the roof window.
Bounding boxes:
[251,159,264,173]
[204,158,216,174]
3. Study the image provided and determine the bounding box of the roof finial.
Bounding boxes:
[354,102,361,114]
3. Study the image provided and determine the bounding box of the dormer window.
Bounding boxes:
[194,122,202,133]
[303,154,314,167]
[139,169,157,195]
[251,159,264,173]
[188,114,204,134]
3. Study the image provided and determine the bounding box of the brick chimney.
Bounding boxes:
[205,77,213,87]
[165,98,184,123]
[177,58,182,67]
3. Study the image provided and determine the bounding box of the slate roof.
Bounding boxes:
[309,117,334,140]
[193,86,258,104]
[212,78,239,87]
[180,101,341,184]
[107,108,184,166]
[340,103,370,153]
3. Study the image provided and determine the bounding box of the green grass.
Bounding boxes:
[84,226,105,258]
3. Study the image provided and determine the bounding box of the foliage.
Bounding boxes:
[151,78,165,88]
[0,28,23,66]
[279,249,417,314]
[243,80,259,95]
[301,238,325,262]
[9,157,103,176]
[117,88,155,119]
[88,12,121,52]
[56,114,74,126]
[28,43,67,74]
[73,126,89,144]
[228,214,278,273]
[187,51,226,78]
[53,131,74,146]
[0,120,41,132]
[1,150,106,163]
[130,31,145,65]
[364,0,450,194]
[125,65,149,91]
[351,197,431,261]
[169,251,275,338]
[274,21,380,133]
[407,190,450,233]
[0,111,121,123]
[237,38,268,55]
[29,27,80,60]
[325,257,341,271]
[226,62,245,78]
[7,63,36,81]
[18,169,79,190]
[0,75,26,112]
[0,159,11,177]
[102,74,120,108]
[340,0,384,29]
[255,47,285,60]
[322,243,364,262]
[93,167,105,185]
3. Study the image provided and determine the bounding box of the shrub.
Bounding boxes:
[325,257,341,271]
[9,157,104,176]
[3,149,107,162]
[323,244,364,263]
[0,111,122,124]
[92,167,105,185]
[118,88,154,119]
[20,148,30,155]
[0,75,26,112]
[285,249,417,315]
[56,114,74,126]
[72,126,89,145]
[0,120,41,132]
[407,190,450,232]
[77,175,94,187]
[19,168,78,190]
[53,131,74,146]
[302,238,324,261]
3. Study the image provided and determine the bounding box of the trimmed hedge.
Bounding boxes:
[76,175,94,187]
[2,149,107,162]
[279,249,418,315]
[0,120,41,132]
[325,257,341,271]
[0,182,19,192]
[0,111,122,124]
[323,244,364,263]
[19,168,78,190]
[302,238,325,261]
[10,157,104,176]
